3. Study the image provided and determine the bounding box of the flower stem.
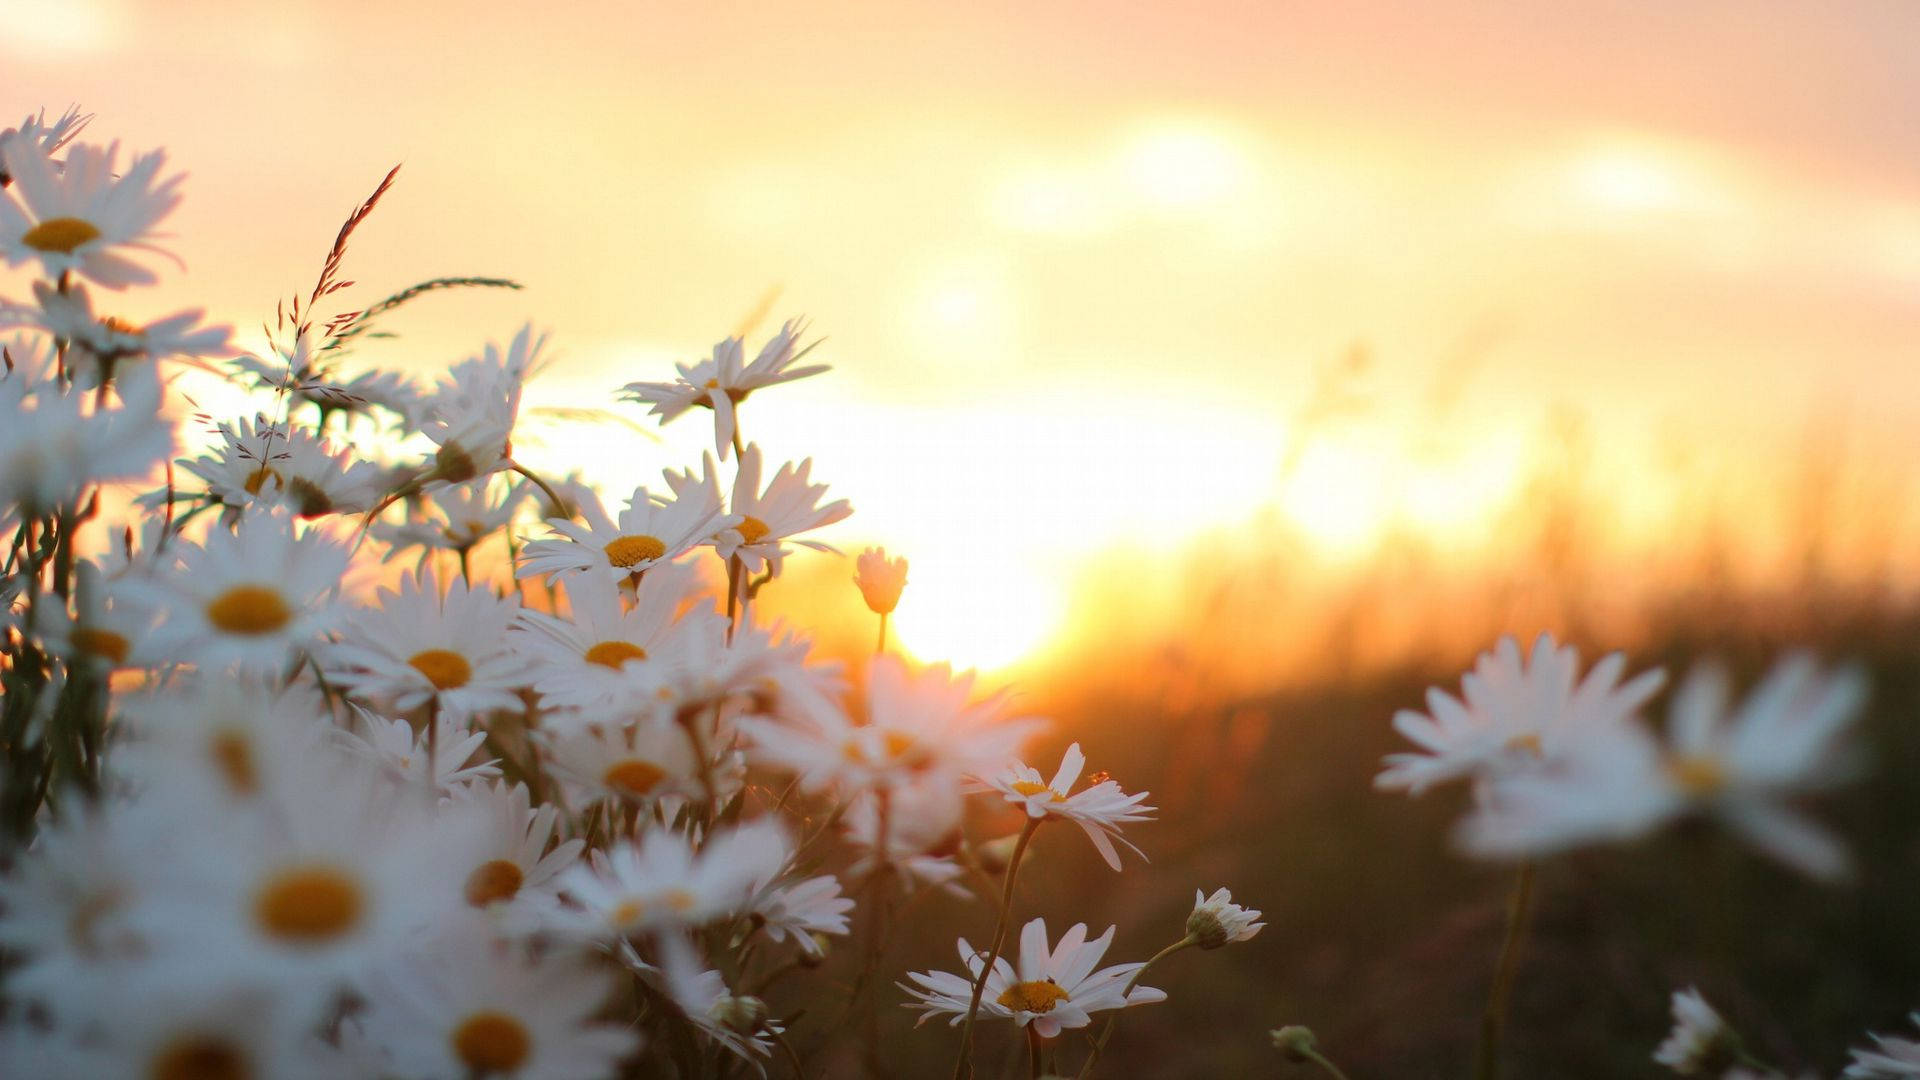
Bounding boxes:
[1473,859,1538,1080]
[1074,936,1195,1078]
[953,817,1041,1080]
[876,611,888,656]
[1300,1047,1354,1080]
[1028,1024,1044,1079]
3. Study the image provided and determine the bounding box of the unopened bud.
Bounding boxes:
[1271,1026,1318,1063]
[708,995,768,1034]
[853,547,908,615]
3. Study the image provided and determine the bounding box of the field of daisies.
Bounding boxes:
[2,107,1919,1080]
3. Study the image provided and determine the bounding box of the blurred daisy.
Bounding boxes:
[130,508,349,674]
[325,568,525,721]
[538,716,702,805]
[842,782,970,894]
[359,919,640,1080]
[27,279,228,388]
[901,918,1165,1038]
[1376,633,1665,796]
[445,781,584,913]
[0,137,183,287]
[517,483,732,587]
[0,105,92,185]
[374,477,527,561]
[233,332,424,429]
[1846,1014,1920,1078]
[28,559,159,671]
[854,546,908,615]
[543,819,788,940]
[336,711,500,794]
[74,974,337,1080]
[0,804,156,1017]
[619,318,828,459]
[112,678,332,809]
[980,742,1155,871]
[0,336,172,511]
[746,872,854,956]
[1459,655,1867,879]
[1186,887,1264,950]
[621,939,783,1067]
[1653,987,1738,1075]
[418,324,542,483]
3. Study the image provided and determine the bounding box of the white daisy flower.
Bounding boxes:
[666,446,851,576]
[1376,633,1666,796]
[0,136,183,287]
[901,917,1166,1038]
[232,334,424,429]
[1653,986,1738,1075]
[0,803,157,1017]
[517,483,733,587]
[511,562,717,711]
[542,819,788,940]
[979,742,1155,871]
[444,780,585,913]
[111,677,334,810]
[1847,1014,1920,1078]
[619,318,828,459]
[128,508,349,675]
[171,414,386,518]
[842,782,970,895]
[854,546,908,615]
[747,872,854,956]
[1459,654,1868,879]
[374,476,527,560]
[336,711,501,794]
[324,568,525,721]
[620,938,784,1069]
[0,105,93,185]
[26,558,160,671]
[418,324,542,483]
[1186,887,1264,950]
[26,279,228,388]
[72,972,339,1080]
[537,716,703,805]
[0,335,172,511]
[358,918,641,1080]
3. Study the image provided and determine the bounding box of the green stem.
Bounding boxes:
[1075,936,1195,1078]
[954,817,1041,1080]
[1473,860,1538,1080]
[1301,1048,1353,1080]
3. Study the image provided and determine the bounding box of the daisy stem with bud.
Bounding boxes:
[876,610,889,656]
[1073,934,1198,1078]
[954,816,1042,1080]
[1473,859,1538,1080]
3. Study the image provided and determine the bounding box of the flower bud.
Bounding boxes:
[708,995,769,1034]
[1271,1025,1318,1063]
[853,547,908,615]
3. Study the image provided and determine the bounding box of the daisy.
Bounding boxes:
[1847,1014,1920,1078]
[232,333,424,430]
[542,819,788,940]
[27,558,160,671]
[618,318,828,459]
[0,335,172,511]
[746,872,854,956]
[27,279,229,388]
[1185,887,1264,950]
[324,568,525,721]
[516,483,732,587]
[854,546,908,615]
[336,710,501,794]
[620,939,784,1068]
[374,476,527,561]
[127,507,350,674]
[1653,987,1739,1075]
[979,743,1155,871]
[0,803,157,1018]
[444,780,585,913]
[111,677,334,810]
[417,324,542,483]
[510,562,718,711]
[171,415,386,518]
[70,972,338,1080]
[0,136,184,287]
[1375,633,1666,796]
[537,716,703,805]
[0,105,93,186]
[842,782,970,894]
[901,918,1166,1038]
[1458,655,1868,879]
[357,918,640,1080]
[665,446,851,576]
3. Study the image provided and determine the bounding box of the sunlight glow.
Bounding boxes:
[1120,122,1251,209]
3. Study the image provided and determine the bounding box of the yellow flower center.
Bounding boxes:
[242,466,280,496]
[464,859,525,907]
[664,888,697,912]
[585,640,648,668]
[611,897,647,927]
[204,585,293,636]
[604,534,666,568]
[1666,753,1729,797]
[71,627,130,665]
[1010,780,1067,803]
[210,731,258,795]
[451,1011,531,1073]
[408,648,472,691]
[736,515,770,544]
[22,216,101,254]
[253,865,364,944]
[101,314,142,336]
[1504,732,1544,757]
[997,978,1070,1014]
[151,1035,252,1080]
[603,758,668,797]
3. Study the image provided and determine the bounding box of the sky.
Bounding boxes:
[7,0,1920,672]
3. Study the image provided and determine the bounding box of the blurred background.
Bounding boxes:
[8,1,1920,1075]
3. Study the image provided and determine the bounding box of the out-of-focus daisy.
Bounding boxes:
[1185,887,1264,950]
[1459,655,1867,879]
[842,782,969,894]
[1376,633,1665,796]
[538,716,702,805]
[374,477,527,561]
[27,559,159,671]
[619,319,828,459]
[324,568,524,721]
[542,819,787,940]
[1846,1014,1920,1078]
[0,137,183,287]
[232,332,424,429]
[336,711,500,794]
[901,918,1166,1038]
[854,546,908,615]
[979,742,1154,871]
[0,335,171,511]
[445,780,584,913]
[128,508,349,674]
[746,872,854,957]
[112,678,333,810]
[417,324,542,483]
[620,939,784,1068]
[0,106,92,186]
[27,279,228,388]
[517,483,732,587]
[359,919,640,1080]
[1653,987,1739,1075]
[73,974,338,1080]
[0,804,156,1017]
[511,563,717,711]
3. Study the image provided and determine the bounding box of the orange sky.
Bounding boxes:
[9,1,1920,671]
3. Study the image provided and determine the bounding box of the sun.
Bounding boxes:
[888,553,1064,674]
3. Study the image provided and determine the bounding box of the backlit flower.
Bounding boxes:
[1653,987,1739,1075]
[618,318,828,459]
[516,483,732,587]
[1185,887,1264,950]
[0,136,183,287]
[979,743,1154,871]
[901,918,1165,1038]
[854,546,908,615]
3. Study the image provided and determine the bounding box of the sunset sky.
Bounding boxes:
[9,0,1920,671]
